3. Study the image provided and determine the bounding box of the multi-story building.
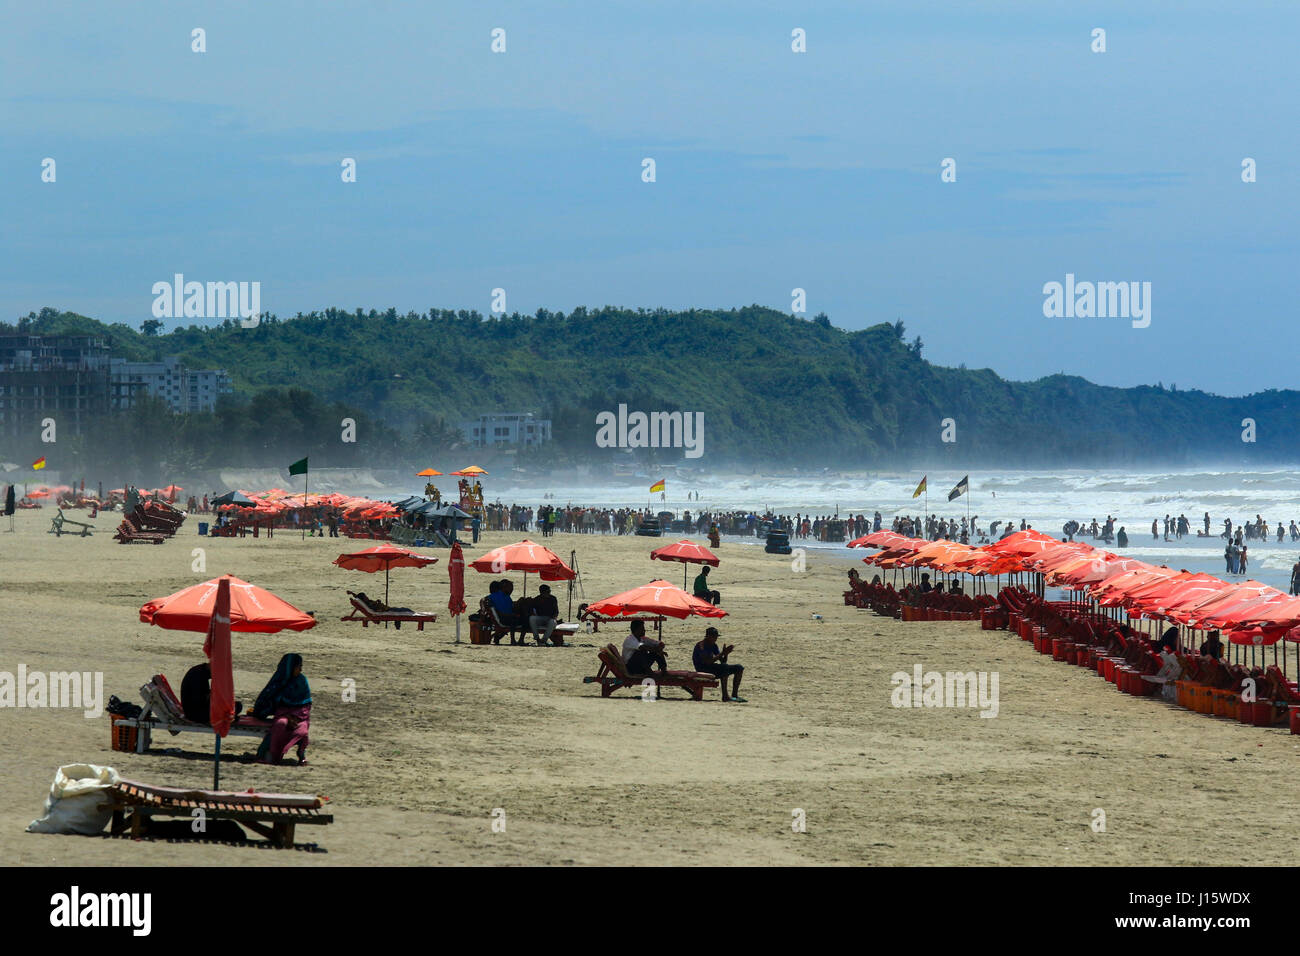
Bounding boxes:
[108,356,231,413]
[0,334,111,439]
[0,335,232,440]
[460,412,552,447]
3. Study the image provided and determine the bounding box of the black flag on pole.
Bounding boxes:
[947,475,969,501]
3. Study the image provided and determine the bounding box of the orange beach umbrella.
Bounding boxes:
[334,544,438,607]
[586,579,727,621]
[140,574,317,633]
[471,539,575,580]
[651,539,720,589]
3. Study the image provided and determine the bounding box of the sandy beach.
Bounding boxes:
[4,508,1300,866]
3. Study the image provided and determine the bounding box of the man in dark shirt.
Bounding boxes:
[529,584,561,645]
[693,626,746,702]
[180,662,212,723]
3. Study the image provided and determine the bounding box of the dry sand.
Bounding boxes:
[3,507,1299,866]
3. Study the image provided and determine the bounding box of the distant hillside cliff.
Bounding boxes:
[6,307,1297,473]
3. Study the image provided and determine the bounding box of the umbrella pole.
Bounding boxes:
[213,734,221,790]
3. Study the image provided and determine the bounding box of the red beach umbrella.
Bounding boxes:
[586,579,727,621]
[333,543,438,607]
[140,574,317,633]
[470,539,576,593]
[448,540,467,616]
[651,539,720,589]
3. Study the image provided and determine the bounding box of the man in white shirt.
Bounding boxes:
[622,620,667,675]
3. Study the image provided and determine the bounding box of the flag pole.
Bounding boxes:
[302,463,308,540]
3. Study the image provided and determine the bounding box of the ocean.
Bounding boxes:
[414,468,1300,595]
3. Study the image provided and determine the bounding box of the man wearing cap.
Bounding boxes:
[693,626,746,702]
[529,583,561,646]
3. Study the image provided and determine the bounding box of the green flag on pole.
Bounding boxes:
[288,457,308,476]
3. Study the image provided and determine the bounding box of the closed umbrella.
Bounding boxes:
[449,540,466,644]
[202,577,234,787]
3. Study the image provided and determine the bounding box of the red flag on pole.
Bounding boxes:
[448,540,467,616]
[203,576,235,737]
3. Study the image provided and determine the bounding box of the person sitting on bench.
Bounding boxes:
[254,653,312,766]
[529,584,561,646]
[488,580,526,632]
[180,662,242,724]
[623,620,667,675]
[693,626,746,702]
[693,566,721,605]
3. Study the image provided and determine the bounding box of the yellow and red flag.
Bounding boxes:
[911,475,926,498]
[32,457,46,470]
[649,479,666,494]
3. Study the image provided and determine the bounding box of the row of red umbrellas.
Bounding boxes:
[855,528,1300,647]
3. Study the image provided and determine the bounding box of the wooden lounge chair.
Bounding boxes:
[123,676,272,754]
[485,603,528,644]
[102,778,332,848]
[341,590,438,630]
[134,501,185,536]
[49,511,94,537]
[114,513,167,544]
[583,643,719,700]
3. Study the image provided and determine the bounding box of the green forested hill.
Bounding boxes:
[7,306,1296,472]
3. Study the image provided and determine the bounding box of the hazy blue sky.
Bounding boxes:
[3,1,1296,395]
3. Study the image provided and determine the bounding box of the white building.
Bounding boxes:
[109,356,232,413]
[460,412,551,447]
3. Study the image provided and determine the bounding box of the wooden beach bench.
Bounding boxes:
[577,608,666,635]
[341,590,438,630]
[49,511,94,537]
[114,514,167,544]
[583,643,719,700]
[121,676,273,754]
[134,502,185,536]
[482,605,581,645]
[102,779,332,848]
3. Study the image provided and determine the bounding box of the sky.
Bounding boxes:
[2,0,1297,395]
